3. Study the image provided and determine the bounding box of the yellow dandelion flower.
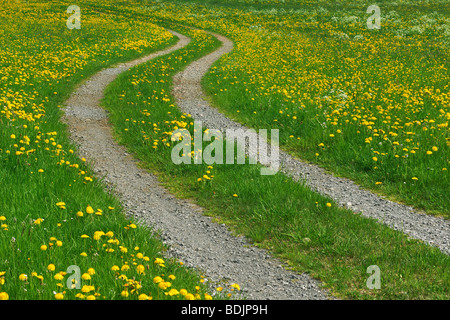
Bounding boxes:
[230,283,241,291]
[136,265,145,274]
[82,273,91,281]
[54,274,64,281]
[54,293,64,300]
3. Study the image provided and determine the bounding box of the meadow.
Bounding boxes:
[0,0,234,300]
[0,0,449,300]
[97,2,449,299]
[138,0,450,216]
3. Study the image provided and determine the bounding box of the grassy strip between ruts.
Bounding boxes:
[0,0,235,300]
[98,9,449,300]
[126,0,450,218]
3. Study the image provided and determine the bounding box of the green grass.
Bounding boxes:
[100,7,449,299]
[0,0,230,300]
[2,0,448,301]
[116,0,450,217]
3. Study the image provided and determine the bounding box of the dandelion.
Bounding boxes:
[93,231,104,240]
[153,276,163,284]
[54,293,64,300]
[166,289,179,296]
[54,274,64,281]
[82,274,91,281]
[47,264,56,272]
[136,265,145,274]
[185,293,195,300]
[81,285,95,293]
[230,283,241,291]
[0,292,9,300]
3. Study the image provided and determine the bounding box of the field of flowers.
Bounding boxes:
[1,0,449,301]
[96,3,449,300]
[0,0,233,300]
[122,0,449,216]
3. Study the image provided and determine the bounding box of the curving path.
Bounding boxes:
[63,30,328,300]
[172,29,450,255]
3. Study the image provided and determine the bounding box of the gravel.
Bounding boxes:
[63,30,329,300]
[172,30,450,255]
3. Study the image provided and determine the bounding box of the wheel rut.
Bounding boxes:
[172,28,450,255]
[63,29,329,300]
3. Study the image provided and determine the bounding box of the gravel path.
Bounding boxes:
[63,30,328,300]
[172,29,450,255]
